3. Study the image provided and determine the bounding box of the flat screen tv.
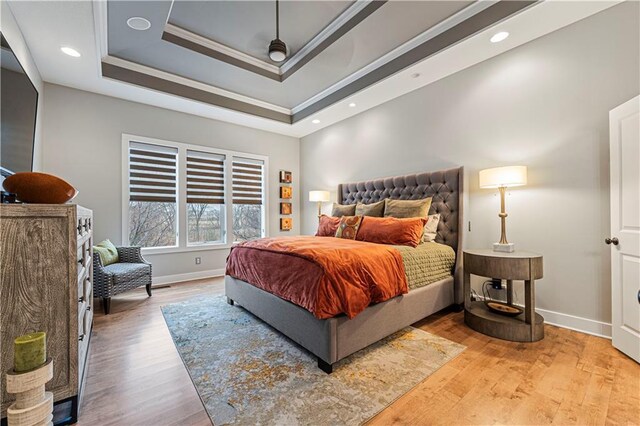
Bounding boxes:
[1,33,38,182]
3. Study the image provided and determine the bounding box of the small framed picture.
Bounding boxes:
[280,202,292,215]
[279,170,292,183]
[280,186,292,199]
[280,217,293,231]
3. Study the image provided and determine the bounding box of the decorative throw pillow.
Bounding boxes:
[316,215,340,237]
[355,200,385,217]
[93,239,119,266]
[384,198,432,219]
[357,216,427,247]
[335,216,363,240]
[331,203,356,217]
[423,213,441,242]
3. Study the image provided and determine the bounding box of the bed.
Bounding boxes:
[225,167,464,373]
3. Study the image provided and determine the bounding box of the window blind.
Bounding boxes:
[232,157,264,205]
[186,150,226,204]
[129,142,178,203]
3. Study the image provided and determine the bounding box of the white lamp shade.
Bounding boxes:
[479,166,527,188]
[309,190,330,202]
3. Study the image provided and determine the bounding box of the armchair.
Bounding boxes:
[93,246,152,314]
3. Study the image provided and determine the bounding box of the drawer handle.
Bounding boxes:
[87,306,92,312]
[79,334,85,341]
[78,296,85,303]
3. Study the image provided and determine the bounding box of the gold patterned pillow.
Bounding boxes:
[335,215,363,240]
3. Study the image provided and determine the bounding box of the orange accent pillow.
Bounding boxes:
[335,215,363,240]
[316,215,340,237]
[356,216,427,247]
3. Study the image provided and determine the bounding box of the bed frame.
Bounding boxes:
[225,166,464,373]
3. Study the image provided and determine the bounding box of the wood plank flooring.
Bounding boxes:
[78,278,639,425]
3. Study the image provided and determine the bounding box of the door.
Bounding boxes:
[609,95,640,363]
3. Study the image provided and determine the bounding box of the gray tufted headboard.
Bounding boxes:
[337,167,464,304]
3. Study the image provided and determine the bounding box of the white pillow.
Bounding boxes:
[423,213,441,242]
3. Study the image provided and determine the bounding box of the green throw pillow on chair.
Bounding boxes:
[93,240,119,266]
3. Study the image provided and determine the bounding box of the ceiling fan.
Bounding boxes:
[268,0,287,62]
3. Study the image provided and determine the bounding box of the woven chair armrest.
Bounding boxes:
[116,246,150,264]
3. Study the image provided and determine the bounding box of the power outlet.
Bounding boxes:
[195,257,201,265]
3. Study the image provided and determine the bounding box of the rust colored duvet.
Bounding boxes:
[225,236,408,319]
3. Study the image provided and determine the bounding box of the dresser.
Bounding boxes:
[1,204,93,424]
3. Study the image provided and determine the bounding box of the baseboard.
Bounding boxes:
[472,294,612,339]
[535,308,612,339]
[152,269,225,286]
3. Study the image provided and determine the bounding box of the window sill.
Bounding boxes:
[142,244,232,256]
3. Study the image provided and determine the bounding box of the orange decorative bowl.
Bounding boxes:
[2,172,78,204]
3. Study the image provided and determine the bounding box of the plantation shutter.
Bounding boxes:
[129,142,178,203]
[187,150,226,204]
[232,157,264,205]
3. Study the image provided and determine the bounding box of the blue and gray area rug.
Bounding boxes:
[162,296,464,425]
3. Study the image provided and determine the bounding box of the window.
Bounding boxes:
[123,135,268,252]
[128,142,178,248]
[186,150,226,245]
[232,157,265,242]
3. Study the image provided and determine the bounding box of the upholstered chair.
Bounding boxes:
[93,246,152,314]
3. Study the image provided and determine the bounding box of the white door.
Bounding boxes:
[610,95,640,363]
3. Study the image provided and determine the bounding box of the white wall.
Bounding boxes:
[1,1,44,170]
[41,84,300,279]
[300,3,639,332]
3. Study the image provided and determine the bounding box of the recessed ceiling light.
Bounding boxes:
[349,103,356,108]
[490,31,509,43]
[60,46,81,58]
[411,73,421,79]
[312,119,321,124]
[127,17,151,31]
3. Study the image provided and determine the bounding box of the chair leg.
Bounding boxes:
[103,297,111,315]
[146,283,152,297]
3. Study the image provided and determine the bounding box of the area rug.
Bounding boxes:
[162,295,464,425]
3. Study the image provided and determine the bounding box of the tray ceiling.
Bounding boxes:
[105,0,534,122]
[7,0,619,136]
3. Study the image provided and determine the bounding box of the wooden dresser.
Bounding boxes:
[1,204,93,424]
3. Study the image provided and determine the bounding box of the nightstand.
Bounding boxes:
[463,249,544,342]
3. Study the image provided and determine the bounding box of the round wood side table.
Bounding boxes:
[463,249,544,342]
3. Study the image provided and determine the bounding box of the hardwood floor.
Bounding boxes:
[78,278,639,425]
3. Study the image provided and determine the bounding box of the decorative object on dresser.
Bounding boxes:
[479,166,527,253]
[92,245,152,315]
[0,204,93,424]
[463,249,544,342]
[309,190,330,220]
[2,172,78,204]
[6,333,54,426]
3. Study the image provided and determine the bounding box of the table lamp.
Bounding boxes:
[479,166,527,253]
[309,190,330,220]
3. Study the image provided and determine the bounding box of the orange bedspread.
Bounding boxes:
[226,236,408,319]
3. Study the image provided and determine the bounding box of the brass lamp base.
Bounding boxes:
[493,242,515,253]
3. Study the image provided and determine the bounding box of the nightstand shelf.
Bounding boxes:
[463,249,544,342]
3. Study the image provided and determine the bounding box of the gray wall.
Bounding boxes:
[300,3,639,325]
[41,84,300,278]
[1,1,44,170]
